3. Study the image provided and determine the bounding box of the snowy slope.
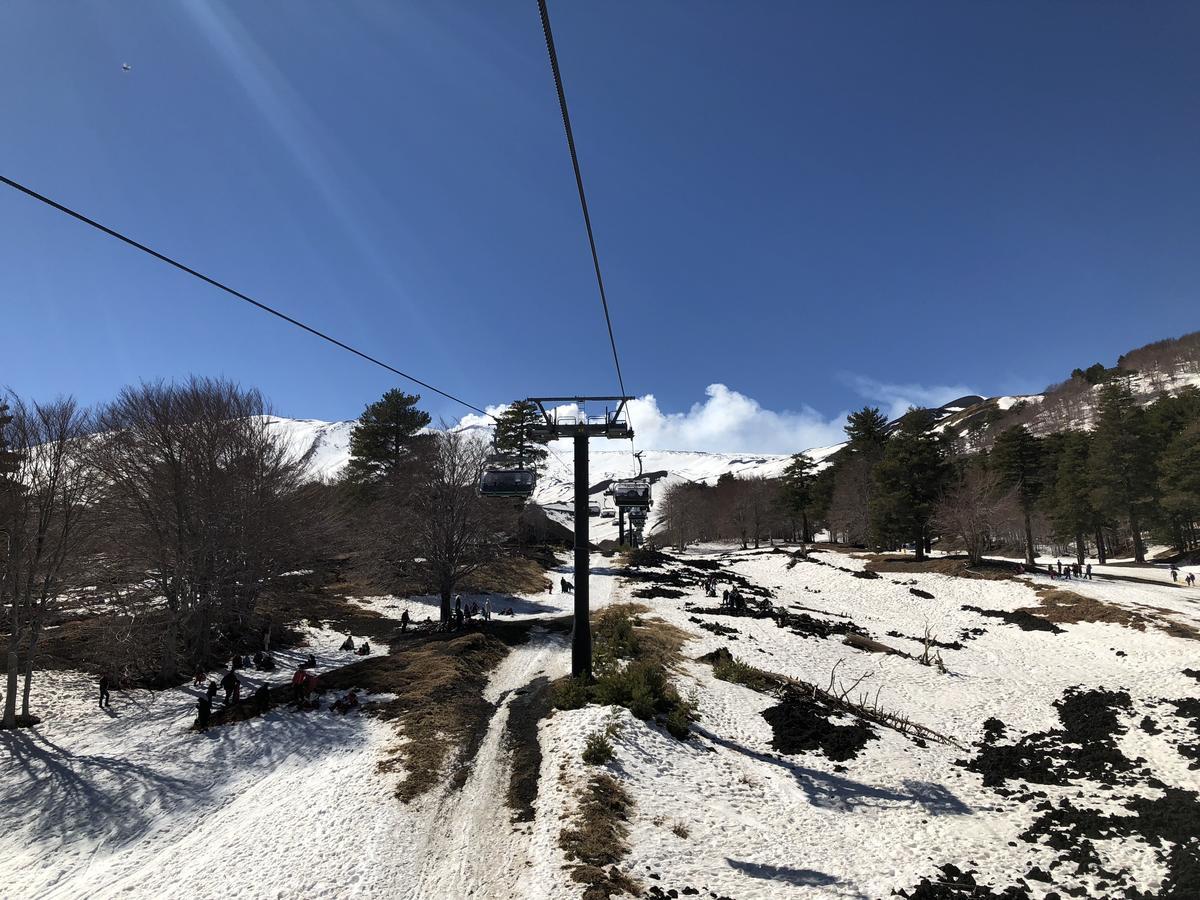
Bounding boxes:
[11,548,1199,899]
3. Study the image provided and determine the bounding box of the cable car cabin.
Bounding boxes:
[628,509,648,525]
[479,468,536,499]
[612,480,652,508]
[600,507,615,518]
[588,502,601,516]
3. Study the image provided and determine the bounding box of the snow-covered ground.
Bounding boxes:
[6,546,1198,899]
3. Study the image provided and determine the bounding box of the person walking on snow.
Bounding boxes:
[1170,564,1179,583]
[1086,563,1093,580]
[195,695,212,732]
[1056,559,1063,575]
[401,609,410,633]
[484,597,491,622]
[221,668,239,706]
[291,667,307,703]
[206,679,219,705]
[98,674,111,708]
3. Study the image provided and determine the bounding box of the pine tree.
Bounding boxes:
[780,453,818,542]
[1046,431,1096,564]
[492,400,548,469]
[1158,421,1200,551]
[991,425,1043,566]
[1088,382,1156,563]
[344,389,432,487]
[845,406,890,452]
[869,408,947,560]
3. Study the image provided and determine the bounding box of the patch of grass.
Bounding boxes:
[1026,587,1199,641]
[461,554,552,595]
[582,730,615,765]
[319,629,508,802]
[710,652,782,694]
[559,773,641,900]
[863,554,1020,580]
[551,605,694,738]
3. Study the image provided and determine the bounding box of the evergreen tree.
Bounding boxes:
[780,453,818,542]
[344,389,432,487]
[1046,431,1096,564]
[492,400,548,469]
[990,426,1043,566]
[868,408,947,560]
[1158,421,1200,551]
[845,406,890,452]
[1088,382,1156,563]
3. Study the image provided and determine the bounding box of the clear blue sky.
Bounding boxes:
[3,2,1199,442]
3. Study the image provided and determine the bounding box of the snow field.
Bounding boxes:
[567,546,1199,897]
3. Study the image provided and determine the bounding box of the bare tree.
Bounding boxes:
[406,430,499,623]
[827,455,874,546]
[90,378,316,680]
[1,396,98,727]
[932,465,1015,566]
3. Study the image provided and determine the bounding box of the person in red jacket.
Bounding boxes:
[291,667,307,703]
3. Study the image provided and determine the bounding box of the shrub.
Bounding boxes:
[671,821,690,839]
[665,703,691,739]
[582,730,614,765]
[551,675,592,711]
[712,655,779,694]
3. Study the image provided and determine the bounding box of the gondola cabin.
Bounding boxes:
[611,480,651,509]
[479,467,536,499]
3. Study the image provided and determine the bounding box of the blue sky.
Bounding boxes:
[2,2,1198,451]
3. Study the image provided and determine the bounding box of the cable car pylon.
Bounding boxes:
[526,396,633,678]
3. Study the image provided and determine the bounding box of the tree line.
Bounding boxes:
[0,379,545,728]
[658,383,1200,566]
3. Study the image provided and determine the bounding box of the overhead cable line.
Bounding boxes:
[0,173,492,418]
[535,0,629,406]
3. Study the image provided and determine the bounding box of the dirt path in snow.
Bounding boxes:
[407,557,616,899]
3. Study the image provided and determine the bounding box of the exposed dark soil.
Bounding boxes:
[1184,669,1200,682]
[910,587,936,599]
[961,604,1064,634]
[886,630,965,651]
[504,675,554,821]
[688,616,740,639]
[893,863,1034,898]
[914,683,1200,899]
[1168,697,1200,770]
[632,586,687,600]
[960,687,1137,788]
[761,685,878,762]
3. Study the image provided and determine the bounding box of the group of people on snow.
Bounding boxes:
[1048,560,1091,580]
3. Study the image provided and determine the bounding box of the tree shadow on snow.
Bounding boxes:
[0,700,377,848]
[691,725,973,816]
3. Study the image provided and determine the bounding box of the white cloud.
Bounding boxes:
[843,375,977,422]
[455,385,847,455]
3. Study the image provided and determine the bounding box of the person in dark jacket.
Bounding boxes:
[221,669,240,706]
[254,683,271,714]
[400,609,410,633]
[196,696,212,732]
[98,675,111,708]
[303,653,317,668]
[206,680,219,704]
[340,635,355,652]
[356,641,371,656]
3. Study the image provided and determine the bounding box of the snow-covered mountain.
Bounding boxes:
[267,416,827,540]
